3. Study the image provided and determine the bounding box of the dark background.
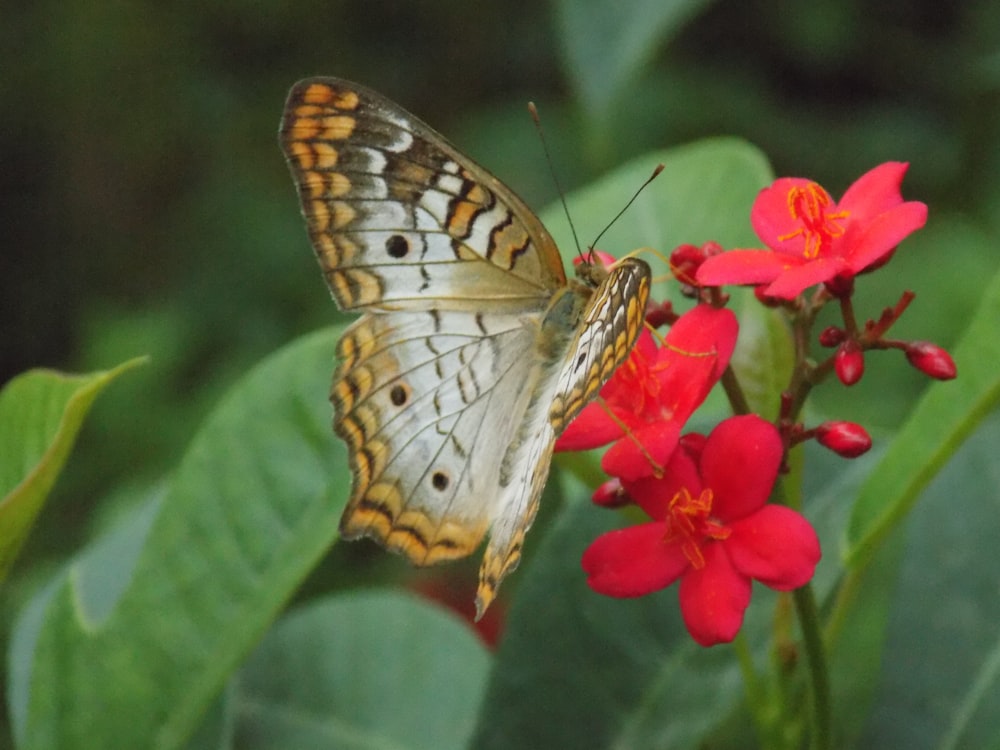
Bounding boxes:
[2,1,998,744]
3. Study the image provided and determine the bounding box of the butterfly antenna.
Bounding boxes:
[588,164,665,255]
[528,102,583,258]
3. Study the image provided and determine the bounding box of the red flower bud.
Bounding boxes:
[644,300,675,329]
[816,421,872,458]
[823,273,855,299]
[670,241,723,287]
[835,340,865,386]
[818,326,845,347]
[905,341,957,380]
[591,477,630,508]
[670,244,705,286]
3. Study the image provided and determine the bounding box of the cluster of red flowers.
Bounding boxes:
[563,162,955,646]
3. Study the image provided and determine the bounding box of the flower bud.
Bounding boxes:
[818,326,845,347]
[824,273,855,299]
[644,300,675,329]
[816,421,872,458]
[591,477,630,508]
[670,241,722,287]
[678,432,708,461]
[835,340,865,386]
[905,341,957,380]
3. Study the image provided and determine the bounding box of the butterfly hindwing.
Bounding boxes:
[334,308,540,565]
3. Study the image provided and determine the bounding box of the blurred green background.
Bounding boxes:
[2,0,999,744]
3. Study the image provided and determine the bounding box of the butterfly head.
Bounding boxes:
[573,248,619,289]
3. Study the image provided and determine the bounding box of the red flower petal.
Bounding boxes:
[601,419,682,482]
[837,161,909,219]
[582,522,689,597]
[763,255,849,298]
[555,401,626,451]
[678,543,752,646]
[696,249,799,287]
[726,505,821,590]
[658,306,739,395]
[844,201,928,273]
[700,415,783,522]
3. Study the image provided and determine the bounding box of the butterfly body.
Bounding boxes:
[280,78,650,615]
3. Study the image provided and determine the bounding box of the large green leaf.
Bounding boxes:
[9,328,348,749]
[0,357,146,582]
[858,415,1000,749]
[845,263,1000,567]
[231,591,490,750]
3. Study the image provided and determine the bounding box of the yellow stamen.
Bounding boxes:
[663,487,731,569]
[777,183,849,259]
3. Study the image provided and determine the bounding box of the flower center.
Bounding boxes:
[663,486,731,569]
[778,182,848,259]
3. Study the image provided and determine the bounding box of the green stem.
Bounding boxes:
[793,583,831,750]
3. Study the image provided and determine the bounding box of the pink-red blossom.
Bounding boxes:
[555,304,738,481]
[582,415,821,646]
[695,162,927,299]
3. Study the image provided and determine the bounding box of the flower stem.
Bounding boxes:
[793,583,831,750]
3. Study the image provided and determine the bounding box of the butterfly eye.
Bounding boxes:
[431,471,450,491]
[385,234,410,258]
[389,383,409,406]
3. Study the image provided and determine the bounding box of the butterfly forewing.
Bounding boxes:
[279,78,566,312]
[280,77,651,616]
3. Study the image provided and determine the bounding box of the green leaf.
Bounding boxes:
[845,263,1000,567]
[0,357,147,582]
[728,289,795,419]
[231,591,491,750]
[10,328,348,749]
[821,481,906,748]
[857,415,1000,749]
[555,0,718,121]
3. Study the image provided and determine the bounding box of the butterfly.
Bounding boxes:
[279,78,650,617]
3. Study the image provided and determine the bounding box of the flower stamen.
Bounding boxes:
[778,183,849,259]
[663,487,730,569]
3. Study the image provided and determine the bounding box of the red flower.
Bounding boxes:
[555,304,738,481]
[696,162,927,299]
[581,416,821,646]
